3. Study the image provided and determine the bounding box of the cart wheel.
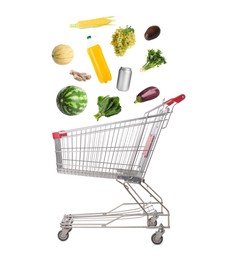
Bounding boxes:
[153,220,157,227]
[58,230,69,241]
[148,218,157,227]
[151,233,163,245]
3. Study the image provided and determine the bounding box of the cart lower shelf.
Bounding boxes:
[57,181,170,245]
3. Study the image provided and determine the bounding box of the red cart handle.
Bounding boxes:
[52,130,67,139]
[165,94,186,106]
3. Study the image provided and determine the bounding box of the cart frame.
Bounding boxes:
[53,94,185,245]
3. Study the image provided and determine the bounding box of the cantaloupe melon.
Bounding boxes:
[52,44,74,65]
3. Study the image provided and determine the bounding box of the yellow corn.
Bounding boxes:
[70,16,114,29]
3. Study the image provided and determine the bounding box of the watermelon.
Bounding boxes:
[56,85,87,116]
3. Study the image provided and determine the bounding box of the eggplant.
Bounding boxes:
[144,26,160,41]
[134,87,160,103]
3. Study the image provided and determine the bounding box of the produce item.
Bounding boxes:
[56,86,87,116]
[134,87,160,104]
[87,36,112,83]
[52,44,74,65]
[141,49,166,72]
[111,26,136,56]
[70,16,114,29]
[70,70,91,81]
[116,67,132,91]
[94,96,121,121]
[144,26,160,40]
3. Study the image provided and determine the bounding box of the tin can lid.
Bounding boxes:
[120,67,132,71]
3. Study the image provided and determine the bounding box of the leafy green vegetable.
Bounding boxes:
[123,26,134,34]
[111,26,136,56]
[141,49,166,71]
[97,96,105,107]
[94,96,122,121]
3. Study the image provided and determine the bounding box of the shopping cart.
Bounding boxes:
[52,94,185,245]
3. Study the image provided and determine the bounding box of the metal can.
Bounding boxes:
[116,67,132,91]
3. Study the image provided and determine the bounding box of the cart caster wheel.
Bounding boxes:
[58,230,69,241]
[148,218,157,227]
[151,233,163,245]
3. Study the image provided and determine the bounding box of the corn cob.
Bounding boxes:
[70,16,114,29]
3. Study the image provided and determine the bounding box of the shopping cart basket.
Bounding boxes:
[52,94,185,245]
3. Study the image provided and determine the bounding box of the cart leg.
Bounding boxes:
[141,181,170,228]
[120,181,149,216]
[141,181,164,213]
[151,224,165,245]
[58,214,73,241]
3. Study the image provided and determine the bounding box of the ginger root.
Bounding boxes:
[70,70,91,81]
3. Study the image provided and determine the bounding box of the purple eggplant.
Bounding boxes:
[134,86,160,104]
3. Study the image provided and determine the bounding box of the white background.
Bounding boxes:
[1,0,228,259]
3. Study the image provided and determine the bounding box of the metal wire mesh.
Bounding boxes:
[54,105,170,181]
